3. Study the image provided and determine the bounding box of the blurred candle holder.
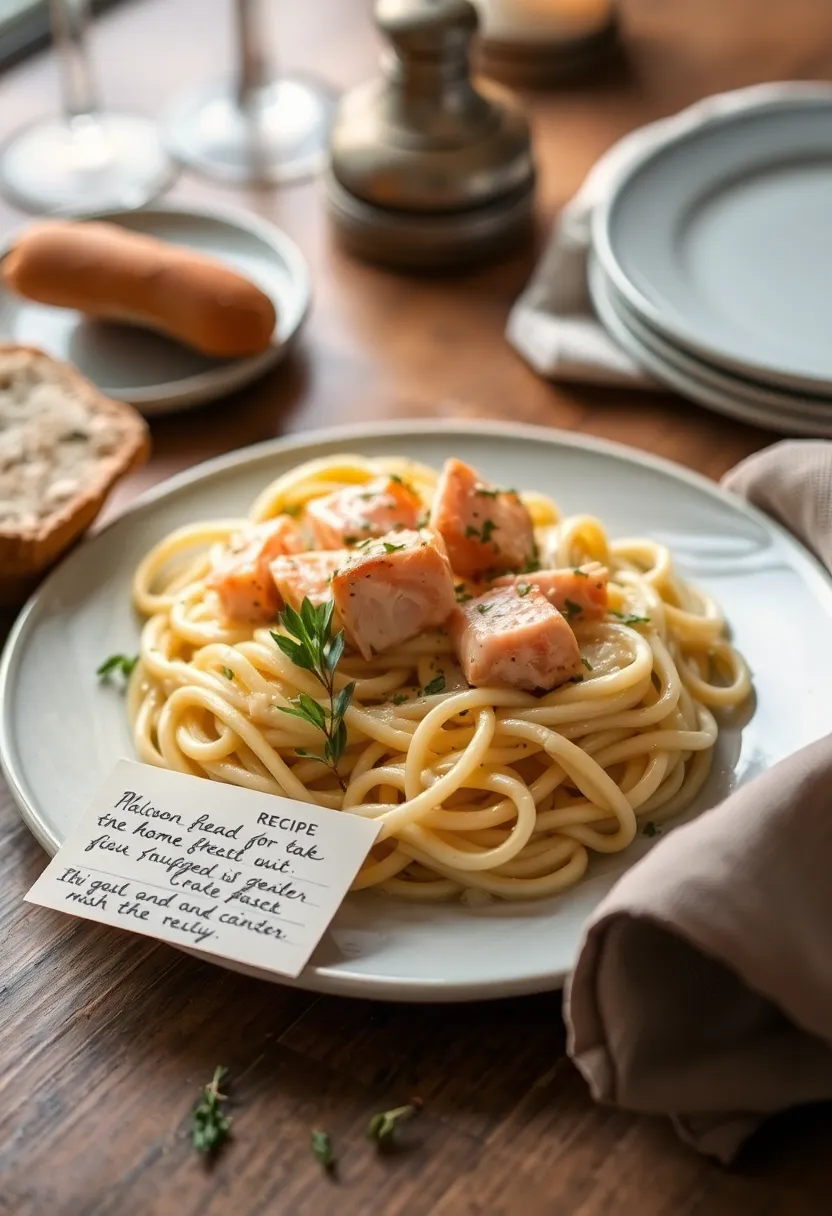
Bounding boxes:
[473,0,618,88]
[160,0,337,185]
[0,0,176,215]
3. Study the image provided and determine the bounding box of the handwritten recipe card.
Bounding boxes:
[26,760,381,977]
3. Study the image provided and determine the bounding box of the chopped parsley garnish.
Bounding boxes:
[311,1129,335,1170]
[423,672,446,696]
[355,537,375,550]
[455,583,473,603]
[609,610,650,626]
[516,582,532,597]
[97,654,138,683]
[563,598,583,620]
[221,667,234,680]
[643,821,661,837]
[192,1066,231,1156]
[391,693,408,706]
[344,535,359,545]
[476,604,493,615]
[366,1100,422,1150]
[581,656,593,671]
[480,519,496,545]
[382,541,405,553]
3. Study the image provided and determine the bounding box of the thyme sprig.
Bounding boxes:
[192,1066,231,1156]
[271,598,355,791]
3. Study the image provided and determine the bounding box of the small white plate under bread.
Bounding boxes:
[0,343,149,604]
[0,204,310,417]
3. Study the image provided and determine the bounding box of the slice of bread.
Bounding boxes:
[0,344,150,604]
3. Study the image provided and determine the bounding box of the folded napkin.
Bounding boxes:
[565,440,832,1163]
[507,82,832,387]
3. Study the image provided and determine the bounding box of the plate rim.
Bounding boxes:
[0,200,312,411]
[5,418,832,1000]
[593,91,832,395]
[588,257,832,438]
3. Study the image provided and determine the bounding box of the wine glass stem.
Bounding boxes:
[235,0,271,106]
[50,0,98,121]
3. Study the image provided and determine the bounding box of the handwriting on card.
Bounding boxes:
[26,761,381,977]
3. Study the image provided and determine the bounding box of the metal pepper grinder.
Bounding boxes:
[325,0,535,270]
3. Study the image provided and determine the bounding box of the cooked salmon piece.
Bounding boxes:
[449,585,582,691]
[494,562,608,622]
[306,475,423,549]
[270,549,347,612]
[207,516,304,622]
[331,528,457,660]
[429,458,536,578]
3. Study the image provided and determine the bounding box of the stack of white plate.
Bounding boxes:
[590,94,832,436]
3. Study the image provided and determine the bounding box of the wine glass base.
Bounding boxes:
[161,75,337,185]
[0,112,177,216]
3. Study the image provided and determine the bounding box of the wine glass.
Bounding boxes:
[0,0,176,215]
[160,0,337,185]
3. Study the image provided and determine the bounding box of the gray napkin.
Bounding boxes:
[565,440,832,1163]
[507,82,832,387]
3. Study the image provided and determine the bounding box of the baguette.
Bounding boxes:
[2,220,277,359]
[0,344,150,605]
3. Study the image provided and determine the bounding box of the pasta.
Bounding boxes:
[127,453,752,903]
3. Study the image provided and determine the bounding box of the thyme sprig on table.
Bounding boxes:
[366,1099,422,1150]
[271,598,355,791]
[192,1066,232,1156]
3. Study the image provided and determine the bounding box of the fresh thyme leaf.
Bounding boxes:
[192,1066,231,1157]
[581,657,593,671]
[563,598,583,620]
[643,820,661,837]
[96,653,138,682]
[355,537,375,550]
[311,1129,335,1170]
[297,692,327,730]
[573,567,589,577]
[271,631,315,671]
[272,598,353,790]
[221,667,234,680]
[423,672,446,696]
[480,519,496,545]
[391,693,408,706]
[382,541,405,553]
[477,603,493,615]
[475,486,500,499]
[366,1101,421,1149]
[516,582,532,597]
[609,610,650,626]
[454,583,473,603]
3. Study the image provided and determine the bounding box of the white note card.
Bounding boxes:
[26,760,381,978]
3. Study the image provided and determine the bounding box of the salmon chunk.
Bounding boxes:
[270,549,348,613]
[494,562,608,622]
[207,516,304,622]
[450,585,582,691]
[331,529,456,660]
[306,475,423,549]
[429,458,536,578]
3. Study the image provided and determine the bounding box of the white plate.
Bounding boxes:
[3,422,832,1002]
[594,94,832,394]
[598,266,832,423]
[589,258,832,438]
[0,203,310,416]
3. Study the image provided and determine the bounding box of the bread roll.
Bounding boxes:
[2,220,277,359]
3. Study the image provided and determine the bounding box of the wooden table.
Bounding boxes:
[2,1,832,1211]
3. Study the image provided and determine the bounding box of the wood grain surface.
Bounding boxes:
[2,1,831,1212]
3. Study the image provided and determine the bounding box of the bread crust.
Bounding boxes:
[0,344,150,603]
[3,220,277,358]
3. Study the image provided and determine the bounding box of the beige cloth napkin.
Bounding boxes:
[507,82,832,386]
[565,440,832,1163]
